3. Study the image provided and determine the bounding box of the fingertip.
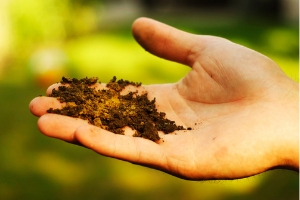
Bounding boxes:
[29,96,63,117]
[29,97,40,116]
[46,83,61,96]
[132,17,152,37]
[131,17,153,52]
[29,96,49,117]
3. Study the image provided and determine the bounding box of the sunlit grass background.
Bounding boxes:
[0,0,298,199]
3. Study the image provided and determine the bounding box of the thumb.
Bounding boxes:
[132,17,204,66]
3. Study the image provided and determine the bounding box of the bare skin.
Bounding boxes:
[29,17,299,180]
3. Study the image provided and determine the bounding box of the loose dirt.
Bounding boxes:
[47,77,187,142]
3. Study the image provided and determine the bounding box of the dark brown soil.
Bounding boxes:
[47,76,186,142]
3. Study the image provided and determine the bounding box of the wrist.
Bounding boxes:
[277,81,299,171]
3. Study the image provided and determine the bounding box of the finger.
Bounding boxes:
[46,83,61,96]
[132,17,206,66]
[38,114,89,143]
[74,124,166,168]
[29,97,63,117]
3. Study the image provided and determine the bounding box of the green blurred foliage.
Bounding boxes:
[0,0,298,199]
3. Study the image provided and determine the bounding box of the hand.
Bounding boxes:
[29,17,299,180]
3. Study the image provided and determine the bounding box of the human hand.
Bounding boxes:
[29,17,299,180]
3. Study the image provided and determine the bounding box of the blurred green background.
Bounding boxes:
[0,0,298,199]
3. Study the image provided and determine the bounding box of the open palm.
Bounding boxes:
[29,18,299,180]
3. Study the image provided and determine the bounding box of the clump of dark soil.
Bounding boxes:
[47,76,186,142]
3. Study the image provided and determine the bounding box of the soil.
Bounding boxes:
[47,76,187,142]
